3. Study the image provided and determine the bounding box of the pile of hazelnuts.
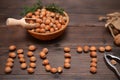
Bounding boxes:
[25,8,67,33]
[77,45,112,74]
[4,45,37,74]
[39,47,71,74]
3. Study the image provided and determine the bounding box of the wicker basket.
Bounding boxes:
[28,12,69,40]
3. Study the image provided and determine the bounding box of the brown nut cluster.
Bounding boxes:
[5,45,17,73]
[25,8,67,34]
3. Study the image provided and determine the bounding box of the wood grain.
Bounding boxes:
[0,0,120,80]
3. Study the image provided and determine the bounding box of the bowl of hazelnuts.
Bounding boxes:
[23,2,69,40]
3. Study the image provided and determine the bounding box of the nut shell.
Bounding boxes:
[28,45,36,51]
[90,67,97,73]
[27,51,34,57]
[9,52,16,58]
[83,46,89,53]
[5,66,12,73]
[9,45,16,51]
[42,59,49,65]
[17,49,24,54]
[51,68,57,73]
[64,47,70,53]
[90,52,97,58]
[99,46,105,52]
[30,56,37,62]
[77,46,83,53]
[64,53,71,58]
[21,63,27,69]
[90,46,97,51]
[64,63,71,69]
[39,52,46,59]
[105,45,112,51]
[29,63,36,68]
[45,65,51,71]
[27,68,34,73]
[57,67,63,73]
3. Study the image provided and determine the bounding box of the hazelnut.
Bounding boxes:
[99,46,105,52]
[39,52,46,59]
[105,45,112,51]
[64,47,70,53]
[42,59,49,65]
[29,62,36,68]
[9,45,16,51]
[9,52,16,58]
[27,51,34,57]
[45,65,51,71]
[28,45,36,51]
[64,63,71,69]
[5,66,12,73]
[110,59,117,65]
[90,62,97,67]
[64,58,71,63]
[90,46,97,51]
[19,58,26,63]
[91,58,97,63]
[90,67,97,73]
[90,52,97,58]
[77,46,83,53]
[21,63,27,69]
[30,56,36,62]
[57,67,63,73]
[83,46,89,53]
[42,48,48,54]
[27,68,34,73]
[6,62,13,67]
[114,34,120,46]
[64,53,71,58]
[7,58,14,63]
[18,54,24,58]
[17,49,24,54]
[51,68,57,74]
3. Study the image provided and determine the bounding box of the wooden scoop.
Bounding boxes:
[6,18,37,29]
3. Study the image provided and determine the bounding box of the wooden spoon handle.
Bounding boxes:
[6,18,22,26]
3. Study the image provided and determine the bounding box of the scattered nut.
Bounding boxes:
[7,58,14,63]
[83,46,89,53]
[9,45,16,51]
[5,66,12,73]
[9,52,16,58]
[27,67,34,73]
[50,68,57,73]
[42,48,48,54]
[28,45,36,51]
[90,46,97,51]
[90,67,97,74]
[57,66,63,73]
[90,51,97,58]
[18,54,24,58]
[114,34,120,46]
[21,63,27,69]
[42,59,49,65]
[99,46,105,52]
[110,59,117,65]
[6,62,13,67]
[64,58,71,63]
[19,58,26,63]
[105,45,112,51]
[45,65,51,71]
[91,58,98,63]
[90,62,97,67]
[77,46,83,53]
[64,63,71,69]
[29,62,36,68]
[64,47,70,53]
[27,51,34,57]
[17,49,24,54]
[30,56,36,62]
[39,52,46,59]
[64,53,71,58]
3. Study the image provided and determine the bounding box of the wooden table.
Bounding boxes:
[0,0,120,80]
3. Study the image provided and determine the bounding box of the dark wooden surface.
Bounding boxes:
[0,0,120,80]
